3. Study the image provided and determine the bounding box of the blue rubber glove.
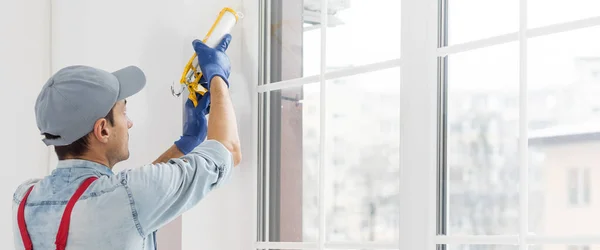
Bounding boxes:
[174,91,211,154]
[192,34,232,87]
[198,75,211,115]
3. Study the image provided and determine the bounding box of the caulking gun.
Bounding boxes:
[172,7,242,107]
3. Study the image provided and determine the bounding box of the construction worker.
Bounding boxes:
[11,34,241,249]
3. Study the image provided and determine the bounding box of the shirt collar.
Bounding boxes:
[56,159,114,176]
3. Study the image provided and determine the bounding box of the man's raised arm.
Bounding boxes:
[121,35,240,235]
[206,76,241,166]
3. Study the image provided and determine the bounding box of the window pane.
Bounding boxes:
[445,42,520,235]
[528,26,600,235]
[447,0,518,45]
[269,0,401,83]
[528,0,600,29]
[325,0,401,70]
[325,67,400,242]
[269,0,321,83]
[265,83,320,242]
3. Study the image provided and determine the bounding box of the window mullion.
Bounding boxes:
[518,0,529,248]
[318,0,328,249]
[399,0,438,249]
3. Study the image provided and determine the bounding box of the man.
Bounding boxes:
[11,34,241,249]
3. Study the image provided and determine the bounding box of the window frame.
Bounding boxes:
[255,0,600,249]
[436,0,600,248]
[255,0,421,249]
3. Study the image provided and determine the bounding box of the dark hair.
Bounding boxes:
[44,108,115,160]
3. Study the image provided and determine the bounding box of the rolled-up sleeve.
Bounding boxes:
[118,140,234,236]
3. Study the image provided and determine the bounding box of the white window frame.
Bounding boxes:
[435,0,600,248]
[254,0,600,249]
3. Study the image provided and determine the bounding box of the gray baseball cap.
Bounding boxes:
[35,65,146,146]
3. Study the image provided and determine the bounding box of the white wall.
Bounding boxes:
[50,0,258,249]
[0,1,52,249]
[179,0,258,249]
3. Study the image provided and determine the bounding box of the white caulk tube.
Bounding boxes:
[188,8,242,84]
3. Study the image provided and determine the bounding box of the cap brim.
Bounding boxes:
[112,66,146,100]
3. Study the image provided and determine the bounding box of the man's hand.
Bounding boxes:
[192,34,232,87]
[154,36,238,165]
[174,91,211,155]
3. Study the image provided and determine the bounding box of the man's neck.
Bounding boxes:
[64,155,112,170]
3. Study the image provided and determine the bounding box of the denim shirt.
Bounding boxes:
[11,140,233,250]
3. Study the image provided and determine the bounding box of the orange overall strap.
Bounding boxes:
[55,176,98,250]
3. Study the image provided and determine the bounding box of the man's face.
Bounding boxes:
[107,99,133,164]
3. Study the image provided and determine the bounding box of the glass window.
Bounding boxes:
[528,0,600,28]
[259,0,600,248]
[325,0,401,70]
[440,0,600,245]
[447,0,518,45]
[259,0,400,247]
[268,0,321,83]
[527,26,600,236]
[325,67,399,242]
[444,42,520,235]
[259,83,321,242]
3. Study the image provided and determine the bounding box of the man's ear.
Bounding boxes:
[92,118,111,143]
